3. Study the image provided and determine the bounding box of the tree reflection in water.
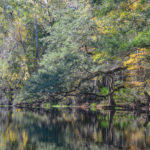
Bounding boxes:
[0,108,150,150]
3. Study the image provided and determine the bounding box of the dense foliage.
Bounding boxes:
[0,0,150,106]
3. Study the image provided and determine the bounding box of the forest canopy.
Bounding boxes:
[0,0,150,107]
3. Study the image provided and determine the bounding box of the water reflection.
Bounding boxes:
[0,108,150,150]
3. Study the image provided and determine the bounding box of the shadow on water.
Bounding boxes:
[0,107,150,150]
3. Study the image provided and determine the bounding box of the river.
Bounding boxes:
[0,108,149,150]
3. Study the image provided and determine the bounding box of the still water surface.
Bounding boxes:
[0,108,150,150]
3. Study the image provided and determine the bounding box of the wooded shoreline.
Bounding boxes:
[0,0,150,107]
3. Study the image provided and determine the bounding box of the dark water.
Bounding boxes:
[0,108,150,150]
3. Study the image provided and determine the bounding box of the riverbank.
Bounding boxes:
[0,101,148,113]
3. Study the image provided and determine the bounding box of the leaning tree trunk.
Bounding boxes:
[107,76,116,106]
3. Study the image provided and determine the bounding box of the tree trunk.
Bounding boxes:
[107,76,116,106]
[35,17,38,59]
[144,91,150,111]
